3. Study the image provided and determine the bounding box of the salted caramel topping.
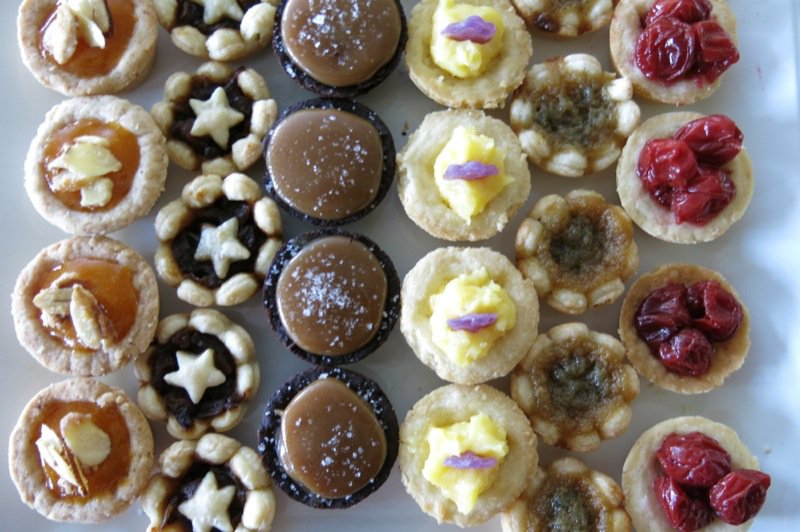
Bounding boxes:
[267,108,383,220]
[280,0,402,87]
[279,378,387,499]
[276,236,387,356]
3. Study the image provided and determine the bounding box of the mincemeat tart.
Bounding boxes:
[151,61,278,175]
[501,457,632,532]
[155,172,283,307]
[17,0,158,96]
[155,0,277,61]
[405,0,532,109]
[512,0,616,36]
[397,109,531,242]
[135,309,260,440]
[401,247,539,385]
[510,323,639,452]
[515,189,638,315]
[25,96,167,235]
[399,383,538,527]
[9,379,154,522]
[509,54,640,177]
[142,433,276,531]
[11,236,159,376]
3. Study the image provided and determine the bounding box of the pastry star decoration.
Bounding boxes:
[189,87,245,149]
[164,349,226,404]
[191,0,244,25]
[177,470,236,532]
[194,217,251,279]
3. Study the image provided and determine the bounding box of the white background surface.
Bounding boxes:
[1,0,798,530]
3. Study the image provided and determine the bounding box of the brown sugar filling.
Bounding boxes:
[531,474,600,530]
[532,0,600,34]
[38,0,136,78]
[41,118,140,212]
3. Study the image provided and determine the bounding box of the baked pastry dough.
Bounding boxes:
[515,189,638,315]
[397,109,531,241]
[511,0,616,36]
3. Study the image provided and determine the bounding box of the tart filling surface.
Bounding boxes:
[512,0,616,36]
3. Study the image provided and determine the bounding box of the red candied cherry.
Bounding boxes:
[710,469,771,525]
[687,280,743,341]
[656,432,732,487]
[654,476,715,532]
[637,138,698,207]
[671,167,736,225]
[674,115,744,166]
[635,18,698,82]
[694,20,741,83]
[634,283,692,350]
[658,328,713,376]
[644,0,712,26]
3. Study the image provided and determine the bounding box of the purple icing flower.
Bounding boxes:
[443,161,499,181]
[444,451,498,469]
[441,16,497,45]
[447,313,498,332]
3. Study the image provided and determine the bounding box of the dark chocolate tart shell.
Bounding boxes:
[257,366,399,509]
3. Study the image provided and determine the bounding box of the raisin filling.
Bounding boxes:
[161,462,246,529]
[171,73,253,160]
[148,329,240,428]
[532,477,597,531]
[550,215,604,274]
[547,353,613,416]
[171,196,266,288]
[174,0,261,34]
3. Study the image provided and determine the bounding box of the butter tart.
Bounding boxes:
[263,229,400,366]
[135,309,260,440]
[405,0,532,109]
[11,236,159,376]
[399,383,538,527]
[25,96,168,235]
[397,109,531,241]
[619,263,750,394]
[142,432,276,531]
[512,0,616,36]
[510,323,640,452]
[155,0,277,61]
[502,457,632,532]
[509,54,640,177]
[17,0,158,96]
[8,378,154,522]
[515,190,638,315]
[258,366,398,509]
[155,172,283,307]
[151,61,278,175]
[400,247,539,385]
[616,112,754,244]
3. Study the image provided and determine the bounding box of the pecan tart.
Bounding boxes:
[512,0,617,36]
[12,236,159,376]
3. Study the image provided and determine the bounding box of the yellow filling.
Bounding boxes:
[433,126,511,224]
[429,267,516,366]
[422,413,508,514]
[430,0,504,78]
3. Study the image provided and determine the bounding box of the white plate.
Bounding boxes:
[1,1,798,530]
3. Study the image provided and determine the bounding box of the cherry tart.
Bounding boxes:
[617,112,753,244]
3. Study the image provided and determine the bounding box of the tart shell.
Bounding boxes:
[512,0,616,37]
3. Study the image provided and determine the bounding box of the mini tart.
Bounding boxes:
[516,189,638,315]
[501,457,632,532]
[264,98,396,226]
[151,61,278,175]
[399,383,538,527]
[8,378,154,522]
[272,0,407,97]
[609,0,739,105]
[142,433,276,532]
[155,0,278,61]
[397,109,531,241]
[257,366,399,509]
[509,54,640,178]
[619,263,750,394]
[17,0,157,96]
[25,96,168,235]
[155,172,283,307]
[406,0,532,109]
[263,229,401,366]
[512,0,616,36]
[11,236,159,376]
[135,309,260,440]
[622,416,759,532]
[401,247,539,385]
[617,112,754,244]
[510,323,640,452]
